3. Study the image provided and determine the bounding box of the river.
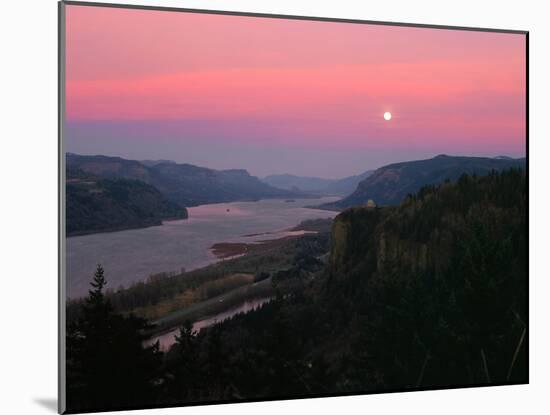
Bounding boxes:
[66,197,339,299]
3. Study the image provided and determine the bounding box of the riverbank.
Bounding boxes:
[210,218,334,259]
[136,228,331,342]
[145,296,272,351]
[66,215,186,238]
[148,277,274,336]
[211,233,312,259]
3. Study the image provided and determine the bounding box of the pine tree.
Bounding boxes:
[168,321,201,399]
[66,264,163,412]
[88,263,106,304]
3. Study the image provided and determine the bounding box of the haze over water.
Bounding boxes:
[66,197,338,299]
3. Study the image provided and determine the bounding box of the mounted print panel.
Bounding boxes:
[59,1,528,413]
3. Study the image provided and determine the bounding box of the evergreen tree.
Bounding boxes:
[88,263,106,303]
[66,265,163,412]
[166,321,202,400]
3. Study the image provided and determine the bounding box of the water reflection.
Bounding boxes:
[145,297,272,351]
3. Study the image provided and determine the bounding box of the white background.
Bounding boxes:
[0,0,547,414]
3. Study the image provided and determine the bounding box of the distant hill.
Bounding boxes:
[318,155,526,209]
[325,170,375,195]
[262,169,374,196]
[262,174,334,192]
[66,169,187,236]
[140,159,177,167]
[67,154,307,206]
[67,154,153,181]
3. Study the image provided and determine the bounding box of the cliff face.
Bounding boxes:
[329,206,383,276]
[329,203,453,284]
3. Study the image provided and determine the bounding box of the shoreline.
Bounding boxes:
[149,277,275,335]
[211,217,334,259]
[211,233,315,259]
[66,215,187,238]
[144,296,273,351]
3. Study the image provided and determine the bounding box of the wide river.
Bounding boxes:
[66,197,339,299]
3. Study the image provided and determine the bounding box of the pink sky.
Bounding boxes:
[65,4,526,177]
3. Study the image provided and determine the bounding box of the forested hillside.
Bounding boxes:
[324,168,527,388]
[66,169,187,236]
[66,169,527,411]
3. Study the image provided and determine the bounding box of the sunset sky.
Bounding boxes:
[65,5,526,178]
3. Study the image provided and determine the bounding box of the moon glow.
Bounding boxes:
[383,112,392,121]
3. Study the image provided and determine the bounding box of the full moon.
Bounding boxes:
[383,112,392,121]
